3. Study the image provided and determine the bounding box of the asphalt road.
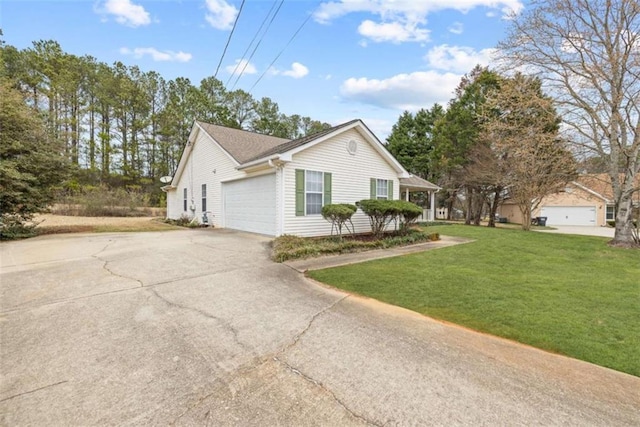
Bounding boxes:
[1,230,638,426]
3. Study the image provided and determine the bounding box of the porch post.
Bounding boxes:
[405,189,409,201]
[430,191,436,221]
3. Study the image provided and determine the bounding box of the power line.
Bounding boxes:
[230,0,285,91]
[213,0,246,79]
[249,3,317,93]
[225,0,280,88]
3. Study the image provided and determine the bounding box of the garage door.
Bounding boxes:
[223,174,276,235]
[540,206,596,226]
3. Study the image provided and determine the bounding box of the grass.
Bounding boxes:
[308,225,640,377]
[36,219,180,235]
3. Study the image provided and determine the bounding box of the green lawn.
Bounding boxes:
[308,225,640,376]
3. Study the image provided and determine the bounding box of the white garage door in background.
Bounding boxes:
[222,174,276,235]
[540,206,596,226]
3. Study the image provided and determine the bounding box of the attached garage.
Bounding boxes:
[540,206,596,226]
[222,174,277,235]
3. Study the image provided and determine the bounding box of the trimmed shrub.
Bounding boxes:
[322,203,357,240]
[395,200,423,232]
[357,199,398,237]
[358,199,424,236]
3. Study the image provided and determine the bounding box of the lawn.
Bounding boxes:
[308,225,640,377]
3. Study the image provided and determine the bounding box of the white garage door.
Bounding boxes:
[223,174,276,235]
[540,206,596,226]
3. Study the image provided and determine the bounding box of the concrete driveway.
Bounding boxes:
[1,230,638,426]
[536,225,616,238]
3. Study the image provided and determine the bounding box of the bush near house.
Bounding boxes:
[358,199,423,237]
[321,203,357,240]
[272,229,439,263]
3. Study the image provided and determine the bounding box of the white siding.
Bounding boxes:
[283,128,400,237]
[166,128,244,226]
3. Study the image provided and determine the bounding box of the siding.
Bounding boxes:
[283,128,400,237]
[166,128,244,226]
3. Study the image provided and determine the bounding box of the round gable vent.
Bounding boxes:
[347,139,358,155]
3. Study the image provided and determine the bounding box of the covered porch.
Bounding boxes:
[399,176,441,222]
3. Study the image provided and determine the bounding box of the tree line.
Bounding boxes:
[1,39,330,199]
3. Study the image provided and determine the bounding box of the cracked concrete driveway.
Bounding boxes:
[1,230,638,426]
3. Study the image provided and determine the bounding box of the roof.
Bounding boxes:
[196,121,289,164]
[241,119,360,163]
[573,173,640,202]
[400,175,441,191]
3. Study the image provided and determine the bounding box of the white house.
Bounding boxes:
[163,119,440,237]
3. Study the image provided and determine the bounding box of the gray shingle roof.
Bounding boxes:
[196,121,289,164]
[399,175,440,190]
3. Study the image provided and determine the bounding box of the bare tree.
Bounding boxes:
[499,0,640,245]
[482,74,577,230]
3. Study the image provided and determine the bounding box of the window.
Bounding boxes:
[376,179,389,200]
[606,205,615,221]
[295,169,331,216]
[305,170,324,215]
[201,184,207,212]
[183,188,187,212]
[371,178,393,200]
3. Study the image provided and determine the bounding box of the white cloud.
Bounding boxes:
[358,20,429,43]
[314,0,523,43]
[99,0,150,27]
[340,71,461,111]
[205,0,238,30]
[269,62,309,79]
[120,47,192,62]
[225,59,257,75]
[283,62,309,79]
[448,22,464,34]
[425,44,496,73]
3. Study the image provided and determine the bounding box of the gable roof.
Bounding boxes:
[242,119,360,163]
[573,173,640,202]
[196,121,289,164]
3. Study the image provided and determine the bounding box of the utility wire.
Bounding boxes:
[213,0,246,79]
[225,0,280,88]
[249,3,317,93]
[231,0,285,90]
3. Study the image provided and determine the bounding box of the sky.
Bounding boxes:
[1,0,526,139]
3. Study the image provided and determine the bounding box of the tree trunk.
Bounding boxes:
[612,192,636,246]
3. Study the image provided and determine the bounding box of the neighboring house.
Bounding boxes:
[162,119,440,237]
[498,174,640,226]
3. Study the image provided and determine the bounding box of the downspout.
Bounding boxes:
[268,159,286,236]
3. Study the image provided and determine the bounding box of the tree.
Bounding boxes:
[431,67,501,221]
[0,79,68,236]
[481,74,577,230]
[499,0,640,246]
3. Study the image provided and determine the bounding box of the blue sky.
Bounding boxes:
[1,0,525,138]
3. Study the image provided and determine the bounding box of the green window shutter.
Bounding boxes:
[388,180,394,200]
[295,169,305,216]
[370,178,376,199]
[324,172,332,206]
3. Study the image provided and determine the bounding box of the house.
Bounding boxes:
[162,119,440,236]
[498,174,640,226]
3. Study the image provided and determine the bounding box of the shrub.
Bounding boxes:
[357,199,398,238]
[395,200,423,232]
[321,203,357,241]
[358,199,424,236]
[0,215,39,241]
